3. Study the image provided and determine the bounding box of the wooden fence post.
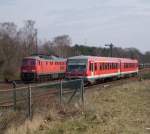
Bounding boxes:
[59,80,63,105]
[28,84,32,120]
[80,79,84,104]
[12,81,17,111]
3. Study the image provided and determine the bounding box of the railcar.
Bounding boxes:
[65,56,138,83]
[21,55,66,82]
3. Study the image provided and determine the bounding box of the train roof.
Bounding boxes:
[23,55,66,61]
[68,55,138,63]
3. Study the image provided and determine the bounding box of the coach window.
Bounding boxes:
[104,63,106,70]
[89,63,92,71]
[109,63,111,69]
[99,64,102,70]
[114,63,115,69]
[101,63,103,70]
[100,63,102,70]
[108,63,110,70]
[112,63,114,69]
[95,63,97,71]
[115,63,117,69]
[114,63,116,69]
[107,63,109,70]
[99,63,100,70]
[109,63,111,70]
[102,63,104,70]
[105,63,108,70]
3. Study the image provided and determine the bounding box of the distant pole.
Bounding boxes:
[59,80,63,105]
[12,81,17,111]
[35,29,38,54]
[105,43,114,57]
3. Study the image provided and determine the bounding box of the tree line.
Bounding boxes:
[0,20,149,80]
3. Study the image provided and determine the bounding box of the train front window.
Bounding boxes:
[68,65,86,71]
[22,59,36,66]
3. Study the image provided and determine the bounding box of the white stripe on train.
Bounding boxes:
[86,70,138,79]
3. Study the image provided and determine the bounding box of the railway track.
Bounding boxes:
[0,76,139,109]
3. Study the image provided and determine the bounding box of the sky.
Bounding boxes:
[0,0,150,52]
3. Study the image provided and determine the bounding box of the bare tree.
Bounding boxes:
[0,22,21,79]
[53,35,72,57]
[18,20,37,56]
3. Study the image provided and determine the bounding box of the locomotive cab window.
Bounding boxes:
[22,59,36,66]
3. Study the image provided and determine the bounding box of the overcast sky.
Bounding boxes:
[0,0,150,52]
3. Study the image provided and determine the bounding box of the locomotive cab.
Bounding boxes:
[21,58,37,81]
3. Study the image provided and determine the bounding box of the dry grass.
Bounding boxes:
[5,115,43,134]
[3,80,150,134]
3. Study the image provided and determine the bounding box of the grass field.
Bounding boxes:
[2,79,150,134]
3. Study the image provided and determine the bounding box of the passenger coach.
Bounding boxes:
[65,56,138,83]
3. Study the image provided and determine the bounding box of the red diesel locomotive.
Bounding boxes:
[66,56,138,83]
[21,55,66,81]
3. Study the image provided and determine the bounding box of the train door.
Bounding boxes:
[90,62,94,77]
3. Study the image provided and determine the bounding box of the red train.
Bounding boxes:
[21,55,66,81]
[65,56,138,83]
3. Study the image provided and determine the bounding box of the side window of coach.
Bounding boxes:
[95,63,97,71]
[89,63,92,71]
[38,61,40,65]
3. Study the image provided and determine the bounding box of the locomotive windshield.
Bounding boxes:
[67,59,87,71]
[22,59,36,66]
[68,65,86,71]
